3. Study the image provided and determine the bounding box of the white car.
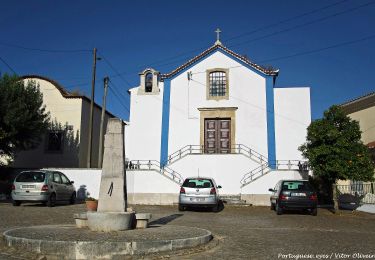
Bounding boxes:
[178,177,222,212]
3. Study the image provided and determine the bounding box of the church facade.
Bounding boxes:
[125,39,311,205]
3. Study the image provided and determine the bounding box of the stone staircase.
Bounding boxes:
[240,160,309,188]
[166,144,268,166]
[126,160,184,185]
[220,194,247,205]
[127,145,309,190]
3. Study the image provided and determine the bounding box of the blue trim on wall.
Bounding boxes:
[160,79,171,166]
[266,76,276,169]
[161,48,277,168]
[169,48,268,80]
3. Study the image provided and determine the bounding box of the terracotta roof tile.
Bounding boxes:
[20,75,117,118]
[160,43,278,80]
[340,91,375,107]
[367,141,375,149]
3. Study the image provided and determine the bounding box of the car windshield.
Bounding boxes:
[16,172,45,183]
[182,178,213,188]
[282,181,313,191]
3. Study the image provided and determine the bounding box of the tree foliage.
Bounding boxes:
[299,105,374,184]
[0,74,50,164]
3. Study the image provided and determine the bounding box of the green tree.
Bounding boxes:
[0,74,50,165]
[300,105,374,187]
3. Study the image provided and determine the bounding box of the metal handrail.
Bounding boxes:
[240,160,309,187]
[167,144,268,165]
[126,160,184,185]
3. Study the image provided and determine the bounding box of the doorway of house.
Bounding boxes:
[204,118,231,153]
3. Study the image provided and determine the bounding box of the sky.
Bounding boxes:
[0,0,374,121]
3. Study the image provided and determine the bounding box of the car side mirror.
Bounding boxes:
[217,185,222,189]
[268,188,275,192]
[70,181,74,185]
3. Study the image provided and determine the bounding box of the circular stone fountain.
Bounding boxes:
[3,224,212,259]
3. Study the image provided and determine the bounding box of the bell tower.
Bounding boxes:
[138,68,160,95]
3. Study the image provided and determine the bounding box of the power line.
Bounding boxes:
[226,0,350,42]
[228,0,375,48]
[0,42,91,53]
[98,52,133,87]
[189,78,309,127]
[108,85,130,113]
[105,0,364,76]
[0,56,17,74]
[109,80,129,101]
[63,30,375,98]
[259,33,375,63]
[186,33,375,75]
[112,0,373,76]
[65,81,91,89]
[108,80,130,112]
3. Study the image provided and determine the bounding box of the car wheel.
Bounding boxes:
[12,200,21,206]
[270,203,275,211]
[69,192,76,205]
[47,193,56,207]
[311,207,317,216]
[178,205,185,211]
[276,203,283,215]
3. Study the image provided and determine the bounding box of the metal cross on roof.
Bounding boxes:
[215,28,222,45]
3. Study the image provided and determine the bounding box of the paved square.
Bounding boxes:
[1,203,375,259]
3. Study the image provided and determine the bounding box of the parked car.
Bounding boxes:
[11,170,76,207]
[338,193,362,210]
[178,177,221,212]
[269,180,318,216]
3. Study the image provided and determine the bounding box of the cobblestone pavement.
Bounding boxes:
[1,202,375,259]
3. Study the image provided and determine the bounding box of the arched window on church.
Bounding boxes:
[145,72,153,92]
[209,71,227,97]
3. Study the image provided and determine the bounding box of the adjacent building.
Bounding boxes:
[341,91,375,161]
[9,75,115,169]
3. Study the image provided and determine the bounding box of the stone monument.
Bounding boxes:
[87,118,134,231]
[2,119,214,258]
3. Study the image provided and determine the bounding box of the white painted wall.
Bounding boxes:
[274,88,311,160]
[43,168,101,200]
[168,51,268,156]
[127,83,164,161]
[127,170,181,194]
[169,154,259,194]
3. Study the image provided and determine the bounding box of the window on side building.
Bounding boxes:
[46,131,64,153]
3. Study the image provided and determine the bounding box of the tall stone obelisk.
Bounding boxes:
[87,118,134,231]
[97,118,127,212]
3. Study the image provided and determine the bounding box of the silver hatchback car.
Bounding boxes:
[178,177,222,212]
[11,170,76,207]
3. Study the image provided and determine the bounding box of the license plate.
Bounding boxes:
[21,185,35,189]
[291,192,306,197]
[195,198,205,202]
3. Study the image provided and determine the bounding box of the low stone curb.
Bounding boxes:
[3,224,212,259]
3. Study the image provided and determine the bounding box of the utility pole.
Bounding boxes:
[87,48,98,168]
[98,76,109,168]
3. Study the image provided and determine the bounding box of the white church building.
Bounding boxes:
[125,36,311,206]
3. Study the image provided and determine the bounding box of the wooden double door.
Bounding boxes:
[204,118,231,153]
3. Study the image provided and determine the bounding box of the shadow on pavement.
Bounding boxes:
[149,214,183,225]
[185,200,225,213]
